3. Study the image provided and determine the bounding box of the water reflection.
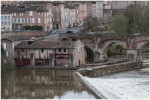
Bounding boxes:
[1,69,96,99]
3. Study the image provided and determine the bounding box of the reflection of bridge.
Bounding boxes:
[61,34,149,62]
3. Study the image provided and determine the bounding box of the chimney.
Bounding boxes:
[28,37,35,45]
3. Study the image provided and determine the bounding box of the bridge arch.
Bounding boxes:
[136,41,149,49]
[102,40,127,60]
[102,40,127,50]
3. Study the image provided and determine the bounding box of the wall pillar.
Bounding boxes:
[94,49,107,62]
[126,49,142,61]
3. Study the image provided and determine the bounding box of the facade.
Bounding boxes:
[64,5,77,27]
[1,2,53,32]
[51,1,65,29]
[1,12,12,31]
[14,39,85,67]
[76,2,88,25]
[1,32,46,63]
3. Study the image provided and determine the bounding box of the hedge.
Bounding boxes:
[23,25,43,31]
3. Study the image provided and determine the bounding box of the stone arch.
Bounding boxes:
[136,41,149,49]
[136,41,149,59]
[102,40,127,50]
[81,38,95,48]
[84,46,94,63]
[102,40,127,60]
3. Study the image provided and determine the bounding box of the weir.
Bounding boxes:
[74,61,148,98]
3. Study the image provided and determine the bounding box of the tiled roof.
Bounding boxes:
[1,6,25,13]
[1,32,47,41]
[2,5,48,13]
[15,40,76,49]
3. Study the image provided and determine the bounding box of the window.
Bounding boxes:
[8,21,10,25]
[22,18,24,23]
[8,16,10,20]
[64,48,66,52]
[77,47,80,52]
[38,18,41,23]
[16,18,18,23]
[32,18,35,23]
[41,49,44,52]
[5,16,7,20]
[20,12,23,16]
[29,11,33,16]
[3,43,6,49]
[59,48,61,52]
[14,13,16,16]
[18,18,20,23]
[6,51,8,57]
[14,18,16,23]
[27,18,31,23]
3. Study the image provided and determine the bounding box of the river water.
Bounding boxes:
[1,69,96,99]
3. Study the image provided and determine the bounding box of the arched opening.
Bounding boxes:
[141,42,149,59]
[105,42,126,60]
[85,46,94,63]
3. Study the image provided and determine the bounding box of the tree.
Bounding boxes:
[81,16,106,34]
[112,13,129,34]
[124,4,149,34]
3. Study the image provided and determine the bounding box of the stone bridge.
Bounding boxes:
[61,34,149,62]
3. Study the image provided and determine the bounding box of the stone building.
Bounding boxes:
[1,1,53,32]
[1,32,46,63]
[14,39,85,67]
[1,11,12,31]
[76,2,88,25]
[64,5,77,27]
[51,1,65,29]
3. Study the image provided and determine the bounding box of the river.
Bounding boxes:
[1,69,96,99]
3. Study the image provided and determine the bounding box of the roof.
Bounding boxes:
[25,6,48,12]
[1,6,25,13]
[65,5,76,9]
[2,5,48,13]
[1,32,47,41]
[15,40,76,49]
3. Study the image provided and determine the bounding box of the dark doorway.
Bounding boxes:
[79,60,80,66]
[85,46,94,63]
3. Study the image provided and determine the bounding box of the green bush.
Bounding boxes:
[23,25,43,31]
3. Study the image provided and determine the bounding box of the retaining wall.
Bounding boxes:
[77,61,145,77]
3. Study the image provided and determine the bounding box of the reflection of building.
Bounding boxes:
[1,11,12,31]
[14,39,85,67]
[12,69,85,99]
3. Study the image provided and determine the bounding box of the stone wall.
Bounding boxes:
[76,61,146,77]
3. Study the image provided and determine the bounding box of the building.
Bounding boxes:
[1,11,12,31]
[14,39,85,67]
[64,4,77,27]
[1,32,46,63]
[51,1,65,29]
[76,2,88,25]
[1,1,53,32]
